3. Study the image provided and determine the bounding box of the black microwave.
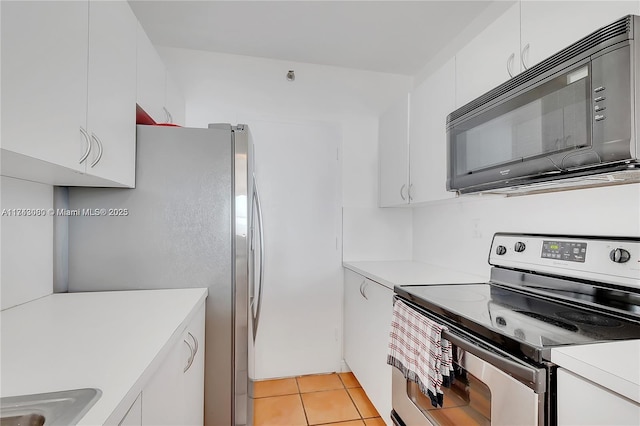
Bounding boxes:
[447,15,640,195]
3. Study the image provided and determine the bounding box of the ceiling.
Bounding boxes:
[129,0,495,76]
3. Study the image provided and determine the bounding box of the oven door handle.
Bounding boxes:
[397,296,547,394]
[442,327,546,394]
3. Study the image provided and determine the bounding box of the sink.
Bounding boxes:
[0,414,45,426]
[0,388,101,426]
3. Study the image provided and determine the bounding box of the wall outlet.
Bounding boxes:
[472,219,482,238]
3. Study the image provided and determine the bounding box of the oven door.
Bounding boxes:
[392,300,547,426]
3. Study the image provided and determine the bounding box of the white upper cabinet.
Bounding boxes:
[1,0,137,187]
[520,1,640,70]
[165,75,186,126]
[409,58,456,204]
[86,0,137,187]
[1,1,89,173]
[379,58,457,207]
[455,2,521,108]
[456,1,640,109]
[136,23,168,123]
[136,25,186,126]
[378,94,410,207]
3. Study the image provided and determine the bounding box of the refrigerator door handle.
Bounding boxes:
[252,175,265,342]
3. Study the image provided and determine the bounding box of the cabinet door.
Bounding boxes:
[343,269,393,424]
[521,1,640,70]
[86,0,137,187]
[379,94,410,207]
[557,369,640,425]
[182,304,205,426]
[141,338,184,425]
[141,302,206,426]
[455,2,520,107]
[409,58,456,204]
[1,0,88,172]
[136,22,167,123]
[344,269,367,379]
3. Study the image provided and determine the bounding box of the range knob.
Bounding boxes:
[496,245,507,255]
[514,242,526,253]
[609,248,631,263]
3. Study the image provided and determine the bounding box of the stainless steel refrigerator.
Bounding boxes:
[67,124,264,426]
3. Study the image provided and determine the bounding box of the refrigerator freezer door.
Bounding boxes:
[68,125,235,426]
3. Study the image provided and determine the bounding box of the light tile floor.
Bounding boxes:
[254,372,386,426]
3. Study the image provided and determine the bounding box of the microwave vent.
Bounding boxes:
[448,15,632,124]
[481,169,640,196]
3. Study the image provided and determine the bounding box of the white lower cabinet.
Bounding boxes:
[557,368,640,426]
[344,268,393,424]
[140,303,205,425]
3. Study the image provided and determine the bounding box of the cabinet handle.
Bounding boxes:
[521,44,530,70]
[90,133,104,168]
[183,332,198,373]
[162,106,171,123]
[189,331,199,358]
[79,127,91,164]
[408,183,414,201]
[506,53,515,78]
[399,184,407,201]
[359,281,368,300]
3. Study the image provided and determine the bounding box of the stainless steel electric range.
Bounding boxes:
[391,233,640,426]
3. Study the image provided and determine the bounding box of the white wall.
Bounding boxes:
[1,176,53,310]
[158,47,413,262]
[413,185,640,278]
[158,47,412,377]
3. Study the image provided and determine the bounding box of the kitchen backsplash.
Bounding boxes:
[412,183,640,277]
[1,176,54,310]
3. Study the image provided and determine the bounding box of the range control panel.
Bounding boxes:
[489,233,640,289]
[541,240,587,262]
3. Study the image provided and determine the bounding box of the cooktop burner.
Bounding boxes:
[514,311,579,332]
[556,311,623,327]
[396,281,640,362]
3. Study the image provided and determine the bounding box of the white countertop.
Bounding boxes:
[343,260,488,289]
[1,288,207,425]
[551,340,640,404]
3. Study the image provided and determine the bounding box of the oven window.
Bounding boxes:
[451,62,591,175]
[407,361,491,425]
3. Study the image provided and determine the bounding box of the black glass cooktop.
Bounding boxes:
[395,282,640,363]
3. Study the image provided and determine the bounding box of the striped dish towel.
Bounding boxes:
[387,299,454,408]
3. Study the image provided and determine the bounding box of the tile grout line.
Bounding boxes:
[295,376,312,426]
[343,383,365,422]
